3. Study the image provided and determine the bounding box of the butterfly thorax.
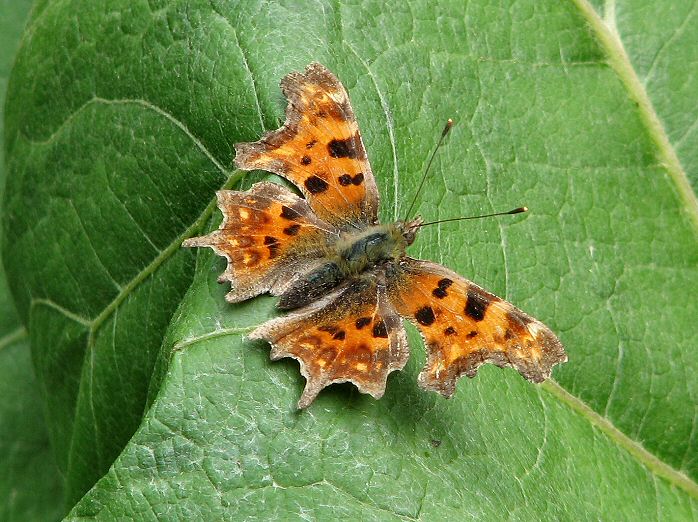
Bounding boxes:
[335,224,398,271]
[277,219,422,310]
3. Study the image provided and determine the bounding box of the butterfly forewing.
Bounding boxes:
[234,63,379,229]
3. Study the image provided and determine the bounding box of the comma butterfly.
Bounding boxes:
[184,63,567,408]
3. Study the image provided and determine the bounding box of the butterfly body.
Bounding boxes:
[278,220,420,310]
[184,63,567,408]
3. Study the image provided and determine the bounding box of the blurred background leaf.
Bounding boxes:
[0,0,64,520]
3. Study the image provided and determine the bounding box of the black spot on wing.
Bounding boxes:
[305,175,329,194]
[444,326,456,336]
[415,306,435,326]
[327,137,358,159]
[337,173,364,186]
[280,205,301,220]
[355,317,371,329]
[300,155,311,165]
[432,278,453,299]
[432,288,447,298]
[264,236,280,259]
[438,278,453,289]
[283,224,301,236]
[372,319,388,338]
[332,331,346,340]
[464,289,490,321]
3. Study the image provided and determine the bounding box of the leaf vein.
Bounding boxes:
[30,298,91,326]
[0,327,27,352]
[210,10,267,135]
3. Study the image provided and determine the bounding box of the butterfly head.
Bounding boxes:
[396,217,424,246]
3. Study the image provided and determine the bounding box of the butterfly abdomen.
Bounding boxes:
[278,261,344,310]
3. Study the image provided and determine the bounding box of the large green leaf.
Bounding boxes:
[2,0,696,518]
[0,0,64,520]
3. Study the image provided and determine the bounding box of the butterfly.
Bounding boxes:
[183,62,567,409]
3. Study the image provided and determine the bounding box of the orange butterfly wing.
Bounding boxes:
[249,276,408,408]
[183,182,337,302]
[389,259,567,397]
[234,63,379,229]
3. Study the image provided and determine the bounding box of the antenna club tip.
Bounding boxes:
[520,206,528,213]
[441,119,454,137]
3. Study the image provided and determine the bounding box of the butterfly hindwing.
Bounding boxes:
[234,62,379,229]
[183,182,337,302]
[388,259,567,397]
[249,274,408,408]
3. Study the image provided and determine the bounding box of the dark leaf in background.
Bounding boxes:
[0,0,64,520]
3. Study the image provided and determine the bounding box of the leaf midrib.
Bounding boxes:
[571,0,698,232]
[542,380,698,497]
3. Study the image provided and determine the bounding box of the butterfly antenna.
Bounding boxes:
[420,207,528,227]
[403,119,454,220]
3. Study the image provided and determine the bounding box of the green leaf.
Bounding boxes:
[2,0,696,518]
[0,0,64,520]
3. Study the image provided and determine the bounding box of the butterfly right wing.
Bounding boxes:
[183,181,338,303]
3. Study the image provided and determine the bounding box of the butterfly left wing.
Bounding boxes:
[248,274,408,408]
[234,62,379,229]
[183,181,337,303]
[387,259,567,397]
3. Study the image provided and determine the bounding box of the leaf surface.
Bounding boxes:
[2,0,696,518]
